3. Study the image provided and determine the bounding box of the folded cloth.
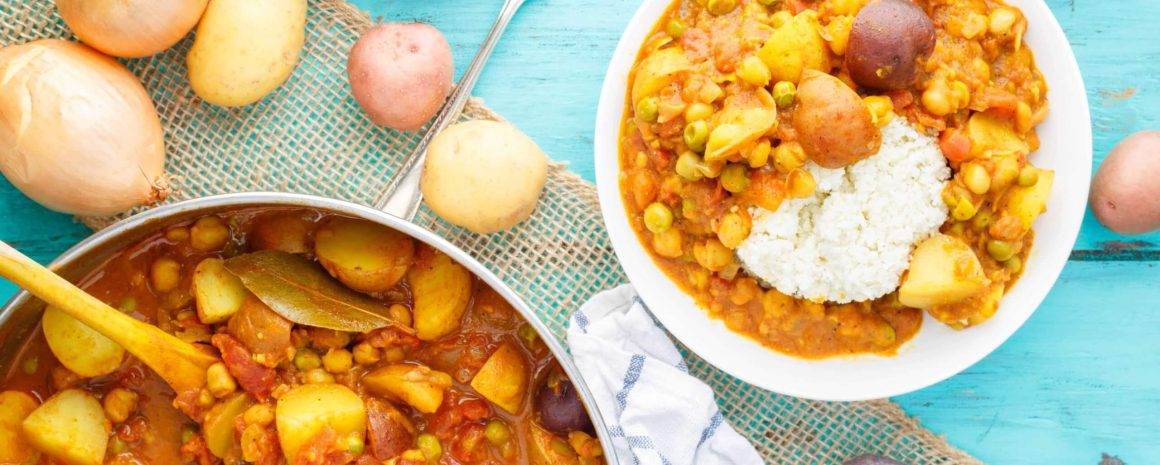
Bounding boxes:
[568,285,763,465]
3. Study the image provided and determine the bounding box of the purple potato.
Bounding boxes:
[846,0,936,90]
[535,375,594,435]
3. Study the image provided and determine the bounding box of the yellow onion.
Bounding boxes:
[0,39,167,216]
[56,0,208,58]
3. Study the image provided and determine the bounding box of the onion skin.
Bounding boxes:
[56,0,208,58]
[0,40,167,216]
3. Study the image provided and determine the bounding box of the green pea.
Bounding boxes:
[181,424,197,444]
[666,18,688,38]
[720,164,750,193]
[707,0,738,15]
[773,81,797,109]
[110,436,130,455]
[675,152,705,181]
[684,120,709,152]
[1017,165,1040,187]
[636,96,660,123]
[644,202,675,233]
[293,349,322,371]
[340,434,365,455]
[485,420,512,445]
[20,356,38,375]
[971,208,993,231]
[417,433,442,462]
[517,324,539,348]
[987,239,1015,262]
[1004,256,1023,274]
[118,297,138,314]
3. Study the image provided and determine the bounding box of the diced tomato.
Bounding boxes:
[450,423,489,464]
[212,334,277,401]
[365,327,422,351]
[180,435,220,465]
[887,90,915,110]
[975,87,1019,114]
[459,399,491,421]
[939,129,972,163]
[294,426,355,465]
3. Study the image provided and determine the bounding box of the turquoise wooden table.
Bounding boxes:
[2,1,1157,463]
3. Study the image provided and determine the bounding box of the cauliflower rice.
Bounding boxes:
[737,119,951,303]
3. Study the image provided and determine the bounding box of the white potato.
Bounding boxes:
[22,389,110,465]
[194,257,249,324]
[42,306,125,377]
[0,391,40,465]
[276,383,366,463]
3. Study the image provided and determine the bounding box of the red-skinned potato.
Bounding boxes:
[348,23,453,131]
[793,70,882,168]
[846,0,935,90]
[1091,131,1160,235]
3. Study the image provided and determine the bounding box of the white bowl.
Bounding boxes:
[594,0,1091,401]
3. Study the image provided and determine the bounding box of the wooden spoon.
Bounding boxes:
[0,240,218,394]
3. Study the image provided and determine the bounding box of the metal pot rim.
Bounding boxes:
[1,192,619,464]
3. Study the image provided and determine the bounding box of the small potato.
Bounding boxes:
[363,364,453,414]
[194,258,248,324]
[22,389,110,465]
[348,23,453,131]
[0,391,40,465]
[187,0,307,106]
[793,70,882,168]
[470,343,529,414]
[757,11,832,84]
[276,384,367,463]
[227,294,293,365]
[846,0,935,90]
[251,212,315,254]
[314,217,416,293]
[42,306,125,377]
[421,120,549,234]
[535,374,593,435]
[409,245,473,341]
[1091,131,1160,235]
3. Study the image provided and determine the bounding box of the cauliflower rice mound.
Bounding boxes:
[738,119,951,303]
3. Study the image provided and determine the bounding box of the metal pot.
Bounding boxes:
[0,192,619,464]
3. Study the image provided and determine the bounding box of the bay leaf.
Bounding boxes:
[224,250,406,333]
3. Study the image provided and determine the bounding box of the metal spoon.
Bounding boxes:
[373,0,527,220]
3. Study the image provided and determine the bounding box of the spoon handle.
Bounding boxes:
[0,240,218,393]
[373,0,528,220]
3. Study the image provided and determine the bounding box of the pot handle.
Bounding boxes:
[373,0,527,221]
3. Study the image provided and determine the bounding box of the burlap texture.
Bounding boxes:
[1,0,983,463]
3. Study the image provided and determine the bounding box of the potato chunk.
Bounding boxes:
[757,11,831,84]
[203,393,254,458]
[527,424,580,465]
[0,391,40,465]
[22,389,109,465]
[42,306,125,377]
[194,257,248,324]
[276,384,367,463]
[630,47,691,104]
[470,343,529,414]
[409,245,473,341]
[1002,169,1055,230]
[314,217,415,293]
[899,234,990,309]
[362,364,452,414]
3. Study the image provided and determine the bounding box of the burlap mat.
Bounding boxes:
[1,1,984,463]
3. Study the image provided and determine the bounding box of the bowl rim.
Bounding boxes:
[0,192,621,463]
[593,0,1092,400]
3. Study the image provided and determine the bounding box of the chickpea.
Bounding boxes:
[737,56,771,87]
[165,227,190,243]
[323,349,354,374]
[717,212,752,249]
[772,81,796,109]
[864,96,894,127]
[51,366,80,390]
[707,0,737,16]
[206,362,237,398]
[787,169,817,199]
[303,368,335,384]
[387,304,412,328]
[676,152,706,181]
[962,162,992,195]
[959,12,988,39]
[103,388,139,424]
[694,239,733,272]
[636,96,660,123]
[643,202,675,233]
[1017,165,1040,187]
[684,102,713,122]
[773,141,806,173]
[243,404,275,426]
[352,342,381,366]
[190,216,230,252]
[383,347,407,364]
[293,349,322,371]
[666,18,688,39]
[991,157,1020,191]
[198,389,215,407]
[922,80,954,116]
[720,164,750,193]
[652,228,684,258]
[150,257,182,293]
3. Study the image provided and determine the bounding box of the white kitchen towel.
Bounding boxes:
[568,284,763,465]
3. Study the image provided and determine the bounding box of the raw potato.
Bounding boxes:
[408,245,473,341]
[187,0,306,107]
[1091,131,1160,235]
[899,234,989,309]
[793,70,882,168]
[363,364,453,414]
[0,391,40,465]
[42,306,125,377]
[194,257,248,324]
[757,11,831,84]
[21,389,110,465]
[314,217,415,293]
[845,0,936,90]
[470,343,529,414]
[421,120,549,234]
[276,384,367,463]
[202,393,253,458]
[348,23,453,131]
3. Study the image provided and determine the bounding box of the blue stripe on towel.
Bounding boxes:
[574,309,590,333]
[696,411,726,449]
[627,435,674,465]
[615,354,646,412]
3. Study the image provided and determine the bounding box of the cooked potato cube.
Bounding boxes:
[275,384,367,463]
[0,391,40,465]
[899,234,990,309]
[630,47,691,105]
[470,343,529,414]
[527,424,580,465]
[315,218,415,293]
[194,258,248,324]
[967,111,1029,157]
[363,364,452,414]
[203,393,254,458]
[42,306,125,377]
[929,280,1005,329]
[1002,169,1054,230]
[757,11,832,84]
[22,389,110,465]
[409,245,473,341]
